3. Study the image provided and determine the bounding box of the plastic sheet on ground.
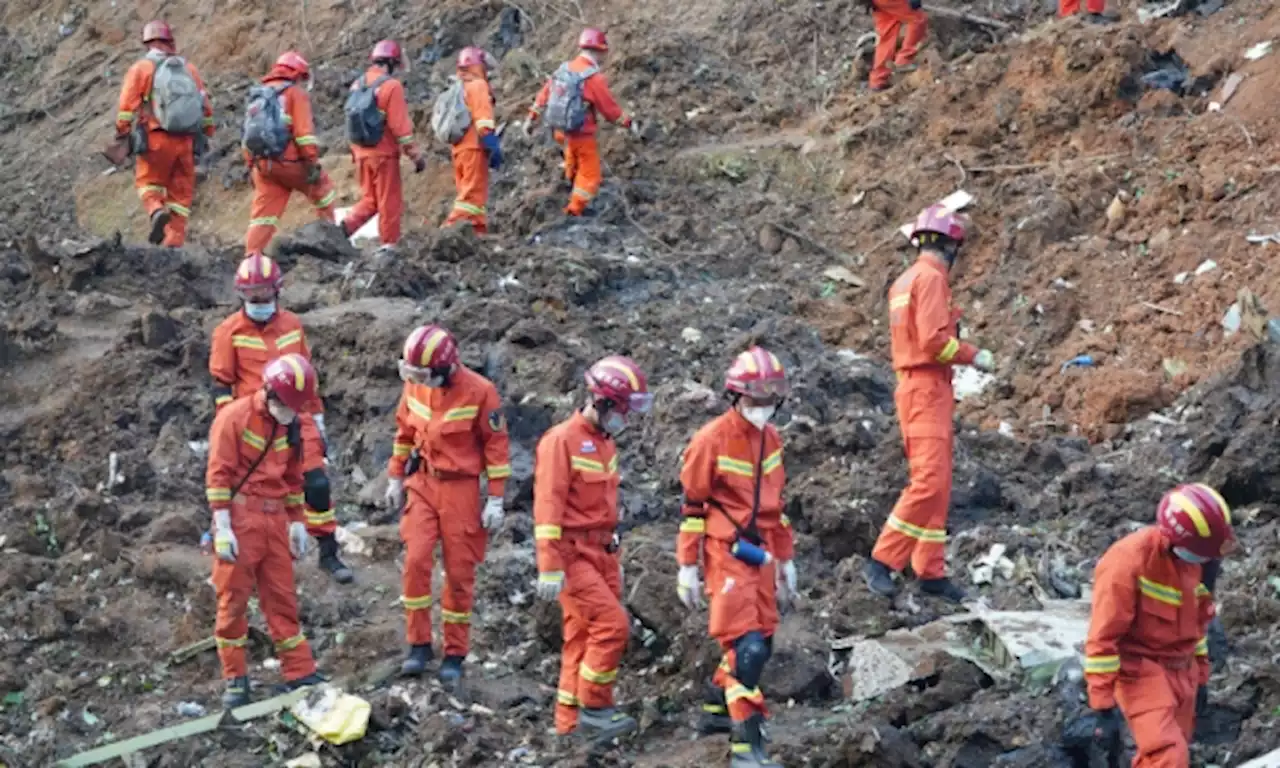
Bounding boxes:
[290,684,371,745]
[333,207,380,247]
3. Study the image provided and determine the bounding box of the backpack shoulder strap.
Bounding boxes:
[371,74,392,90]
[578,65,600,80]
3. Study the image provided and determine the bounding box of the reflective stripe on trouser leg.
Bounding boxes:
[1117,663,1197,765]
[257,516,316,681]
[869,11,902,88]
[300,419,336,536]
[400,484,441,645]
[439,476,484,657]
[564,135,601,215]
[562,545,628,709]
[443,148,489,234]
[159,133,196,247]
[556,609,588,734]
[712,648,769,723]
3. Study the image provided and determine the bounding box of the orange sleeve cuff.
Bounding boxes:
[535,538,564,574]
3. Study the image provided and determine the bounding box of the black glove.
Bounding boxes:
[1195,686,1208,717]
[414,155,427,174]
[1092,707,1121,741]
[909,0,922,9]
[1206,615,1228,672]
[305,163,322,186]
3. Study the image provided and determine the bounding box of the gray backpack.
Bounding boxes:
[147,51,204,134]
[241,83,292,159]
[345,74,391,147]
[543,63,598,132]
[430,78,472,145]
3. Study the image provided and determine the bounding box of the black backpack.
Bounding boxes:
[345,74,391,146]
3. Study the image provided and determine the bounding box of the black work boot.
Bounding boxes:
[438,655,465,690]
[579,707,638,741]
[863,559,898,597]
[317,534,354,584]
[222,676,250,709]
[730,714,781,768]
[401,644,434,677]
[1086,12,1114,23]
[920,577,967,604]
[148,208,171,245]
[697,682,732,735]
[284,672,326,691]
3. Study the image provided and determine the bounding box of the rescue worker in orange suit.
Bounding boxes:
[867,0,927,92]
[442,47,501,234]
[115,21,214,246]
[524,28,641,217]
[383,325,511,688]
[206,353,325,708]
[341,40,427,253]
[244,52,337,252]
[1059,0,1110,23]
[864,205,995,603]
[676,347,795,768]
[534,356,653,740]
[1084,484,1235,767]
[209,252,353,584]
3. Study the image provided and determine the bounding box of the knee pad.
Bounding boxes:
[733,631,771,689]
[303,469,331,511]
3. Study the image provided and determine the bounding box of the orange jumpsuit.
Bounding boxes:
[115,46,215,247]
[388,367,511,656]
[209,308,332,536]
[870,253,976,580]
[534,411,629,734]
[342,67,422,246]
[441,66,497,234]
[531,54,632,216]
[244,67,336,252]
[205,391,316,682]
[869,0,928,90]
[1085,527,1213,768]
[678,409,793,725]
[1059,0,1106,15]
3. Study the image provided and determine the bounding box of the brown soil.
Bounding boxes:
[3,0,1280,765]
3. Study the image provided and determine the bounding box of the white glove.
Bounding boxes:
[521,120,535,138]
[213,509,238,563]
[384,477,405,511]
[536,571,564,601]
[776,560,798,606]
[312,413,327,442]
[973,349,996,372]
[628,119,642,138]
[677,565,703,610]
[288,521,309,559]
[481,496,505,530]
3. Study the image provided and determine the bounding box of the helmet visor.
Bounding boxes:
[626,391,654,415]
[398,360,430,385]
[238,284,278,302]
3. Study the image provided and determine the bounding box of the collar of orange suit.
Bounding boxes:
[457,64,489,81]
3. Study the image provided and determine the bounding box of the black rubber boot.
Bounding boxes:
[730,714,781,768]
[863,559,898,597]
[579,707,638,741]
[222,676,250,709]
[148,208,171,245]
[919,577,967,604]
[401,644,434,677]
[1086,12,1114,23]
[317,534,354,584]
[697,682,732,735]
[283,672,326,691]
[438,655,464,690]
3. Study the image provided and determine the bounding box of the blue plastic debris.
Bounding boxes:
[1060,355,1095,373]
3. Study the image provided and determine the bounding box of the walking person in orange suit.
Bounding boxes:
[243,52,337,252]
[341,40,427,253]
[1059,0,1111,23]
[864,205,995,603]
[209,252,352,584]
[868,0,927,92]
[534,356,653,740]
[524,28,641,216]
[206,354,325,708]
[1084,483,1234,768]
[383,325,511,689]
[676,347,796,768]
[115,20,214,246]
[441,47,501,234]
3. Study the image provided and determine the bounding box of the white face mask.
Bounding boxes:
[268,401,296,425]
[602,411,627,435]
[244,301,276,323]
[741,405,776,430]
[1172,546,1211,564]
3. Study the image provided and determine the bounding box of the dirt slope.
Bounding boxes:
[3,0,1280,765]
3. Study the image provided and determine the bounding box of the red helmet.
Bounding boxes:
[457,46,494,70]
[274,51,311,80]
[585,355,652,415]
[578,28,609,52]
[370,40,403,64]
[402,325,459,370]
[263,354,318,411]
[910,204,968,246]
[142,21,173,44]
[1157,483,1236,560]
[234,252,284,298]
[725,347,789,402]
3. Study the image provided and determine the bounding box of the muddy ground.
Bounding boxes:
[2,0,1280,765]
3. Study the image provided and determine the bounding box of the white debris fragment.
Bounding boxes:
[1173,272,1190,285]
[969,543,1015,585]
[680,327,703,344]
[952,367,995,401]
[187,440,209,456]
[998,421,1015,437]
[1194,259,1218,276]
[1244,40,1273,61]
[1222,302,1242,335]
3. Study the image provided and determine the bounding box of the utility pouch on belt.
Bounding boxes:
[405,449,422,477]
[130,123,149,156]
